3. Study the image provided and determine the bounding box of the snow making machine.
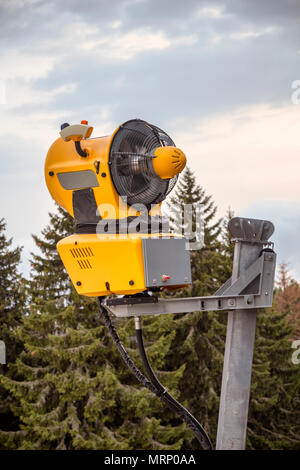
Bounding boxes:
[45,118,276,450]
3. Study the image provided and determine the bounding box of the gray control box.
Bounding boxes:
[142,237,192,288]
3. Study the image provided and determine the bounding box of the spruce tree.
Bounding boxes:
[219,208,235,282]
[2,207,187,449]
[147,167,229,449]
[274,263,300,339]
[0,218,24,449]
[247,307,300,449]
[167,167,226,295]
[3,177,297,450]
[161,170,300,449]
[218,211,300,448]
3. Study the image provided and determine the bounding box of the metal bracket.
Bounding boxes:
[228,217,274,245]
[106,251,276,317]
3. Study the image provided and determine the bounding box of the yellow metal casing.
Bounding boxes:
[45,119,189,297]
[57,233,186,297]
[45,131,131,220]
[45,126,162,220]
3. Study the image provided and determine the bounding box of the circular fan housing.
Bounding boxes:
[109,119,178,206]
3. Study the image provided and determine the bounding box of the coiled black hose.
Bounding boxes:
[97,297,212,450]
[98,297,158,395]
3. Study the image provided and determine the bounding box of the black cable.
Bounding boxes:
[97,297,212,450]
[75,141,87,157]
[98,297,160,397]
[135,319,212,450]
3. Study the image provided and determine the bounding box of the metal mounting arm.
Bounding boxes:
[105,217,276,318]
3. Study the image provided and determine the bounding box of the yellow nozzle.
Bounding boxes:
[152,146,187,179]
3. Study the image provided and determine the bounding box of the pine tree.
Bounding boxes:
[247,307,300,449]
[219,208,235,281]
[216,213,300,449]
[274,263,300,339]
[3,175,298,450]
[145,167,229,449]
[162,171,300,449]
[2,206,187,449]
[0,218,24,449]
[167,167,226,296]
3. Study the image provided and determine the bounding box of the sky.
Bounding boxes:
[0,0,300,279]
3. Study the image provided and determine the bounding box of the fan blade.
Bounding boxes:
[109,119,177,206]
[130,174,148,194]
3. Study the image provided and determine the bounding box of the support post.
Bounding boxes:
[216,240,261,450]
[0,340,5,364]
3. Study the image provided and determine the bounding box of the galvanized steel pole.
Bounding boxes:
[0,340,5,364]
[216,240,261,450]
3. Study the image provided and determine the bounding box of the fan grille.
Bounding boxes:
[109,119,178,206]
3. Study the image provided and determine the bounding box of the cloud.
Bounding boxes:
[0,50,57,80]
[77,27,198,60]
[6,82,77,109]
[240,200,300,281]
[0,0,299,281]
[168,102,300,216]
[197,6,225,19]
[230,26,278,40]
